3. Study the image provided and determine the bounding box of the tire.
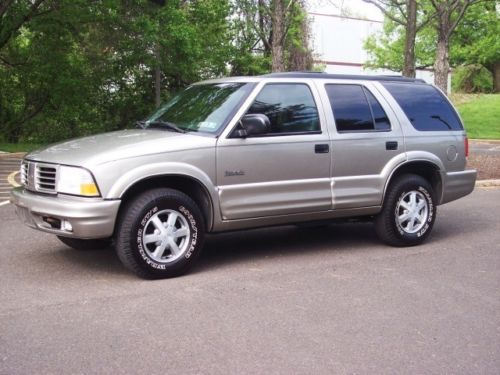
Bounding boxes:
[115,188,205,279]
[57,236,111,251]
[374,174,436,247]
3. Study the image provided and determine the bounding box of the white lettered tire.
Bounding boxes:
[374,174,436,247]
[115,188,205,279]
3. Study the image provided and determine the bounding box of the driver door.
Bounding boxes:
[216,81,332,220]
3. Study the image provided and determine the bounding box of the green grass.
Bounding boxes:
[0,143,44,153]
[451,94,500,139]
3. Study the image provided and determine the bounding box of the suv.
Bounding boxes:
[11,73,477,279]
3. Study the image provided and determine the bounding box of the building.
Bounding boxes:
[309,12,450,91]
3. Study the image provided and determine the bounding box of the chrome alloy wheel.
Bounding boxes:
[142,209,191,263]
[395,190,429,234]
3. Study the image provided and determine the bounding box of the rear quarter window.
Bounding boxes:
[382,83,463,131]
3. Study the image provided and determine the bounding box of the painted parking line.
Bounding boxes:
[0,156,22,206]
[7,171,20,187]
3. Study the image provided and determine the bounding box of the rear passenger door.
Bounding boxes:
[318,81,405,209]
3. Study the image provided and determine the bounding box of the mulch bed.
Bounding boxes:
[467,154,500,180]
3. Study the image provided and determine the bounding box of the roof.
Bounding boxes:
[263,72,426,83]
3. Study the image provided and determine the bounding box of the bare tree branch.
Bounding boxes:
[362,0,406,25]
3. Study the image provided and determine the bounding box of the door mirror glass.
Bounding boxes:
[236,114,271,138]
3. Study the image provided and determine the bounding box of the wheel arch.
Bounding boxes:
[118,174,215,232]
[383,160,443,206]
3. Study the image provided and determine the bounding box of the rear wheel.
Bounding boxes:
[374,174,436,247]
[115,188,205,279]
[57,236,111,251]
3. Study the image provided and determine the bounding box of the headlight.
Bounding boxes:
[57,166,100,197]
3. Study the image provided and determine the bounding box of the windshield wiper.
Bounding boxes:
[136,120,187,133]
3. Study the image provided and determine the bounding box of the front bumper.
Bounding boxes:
[441,169,477,204]
[10,187,121,239]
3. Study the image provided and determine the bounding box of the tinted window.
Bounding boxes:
[325,84,390,132]
[365,89,391,131]
[382,83,463,131]
[246,84,320,134]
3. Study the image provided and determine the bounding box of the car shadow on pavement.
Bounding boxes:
[194,222,379,273]
[48,245,132,278]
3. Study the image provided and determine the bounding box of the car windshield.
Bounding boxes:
[143,82,254,134]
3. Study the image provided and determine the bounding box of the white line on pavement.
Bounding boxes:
[7,171,20,187]
[0,201,9,206]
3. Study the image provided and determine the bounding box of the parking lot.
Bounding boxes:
[0,187,499,374]
[0,153,22,204]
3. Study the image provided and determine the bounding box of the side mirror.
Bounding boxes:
[234,114,270,138]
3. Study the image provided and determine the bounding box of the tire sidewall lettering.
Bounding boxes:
[179,205,198,259]
[135,204,199,269]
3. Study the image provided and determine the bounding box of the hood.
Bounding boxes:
[26,129,215,168]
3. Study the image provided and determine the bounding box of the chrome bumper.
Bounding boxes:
[10,187,121,239]
[441,169,477,204]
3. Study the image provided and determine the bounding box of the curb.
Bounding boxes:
[475,179,500,188]
[469,139,500,143]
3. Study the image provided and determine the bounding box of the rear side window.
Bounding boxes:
[382,82,463,131]
[325,84,391,132]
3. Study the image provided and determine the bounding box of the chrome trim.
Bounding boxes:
[21,160,58,195]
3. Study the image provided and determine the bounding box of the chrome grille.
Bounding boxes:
[21,161,58,194]
[20,161,28,186]
[36,164,57,192]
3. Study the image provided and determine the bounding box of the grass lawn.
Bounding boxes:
[451,94,500,139]
[0,143,44,153]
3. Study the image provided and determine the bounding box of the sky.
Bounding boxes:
[308,0,384,22]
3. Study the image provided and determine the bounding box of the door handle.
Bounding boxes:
[386,141,398,150]
[315,144,329,154]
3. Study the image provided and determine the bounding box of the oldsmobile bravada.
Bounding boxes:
[11,73,477,278]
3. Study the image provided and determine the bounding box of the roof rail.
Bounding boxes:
[263,72,426,83]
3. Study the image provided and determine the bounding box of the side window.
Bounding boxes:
[325,84,391,132]
[245,83,320,134]
[382,82,463,131]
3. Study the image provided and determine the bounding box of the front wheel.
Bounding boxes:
[374,174,436,247]
[115,188,205,279]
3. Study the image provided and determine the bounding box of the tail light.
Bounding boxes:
[464,136,469,158]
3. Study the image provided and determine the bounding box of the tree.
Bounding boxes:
[452,2,500,92]
[428,0,481,92]
[232,0,312,73]
[363,0,434,77]
[0,0,52,51]
[364,0,495,92]
[0,0,234,143]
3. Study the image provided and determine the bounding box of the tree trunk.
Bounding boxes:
[434,4,451,94]
[434,35,449,93]
[271,0,285,72]
[402,0,417,78]
[492,62,500,93]
[154,45,161,108]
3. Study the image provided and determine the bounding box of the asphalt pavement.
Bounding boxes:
[0,188,499,374]
[469,140,500,156]
[0,153,22,203]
